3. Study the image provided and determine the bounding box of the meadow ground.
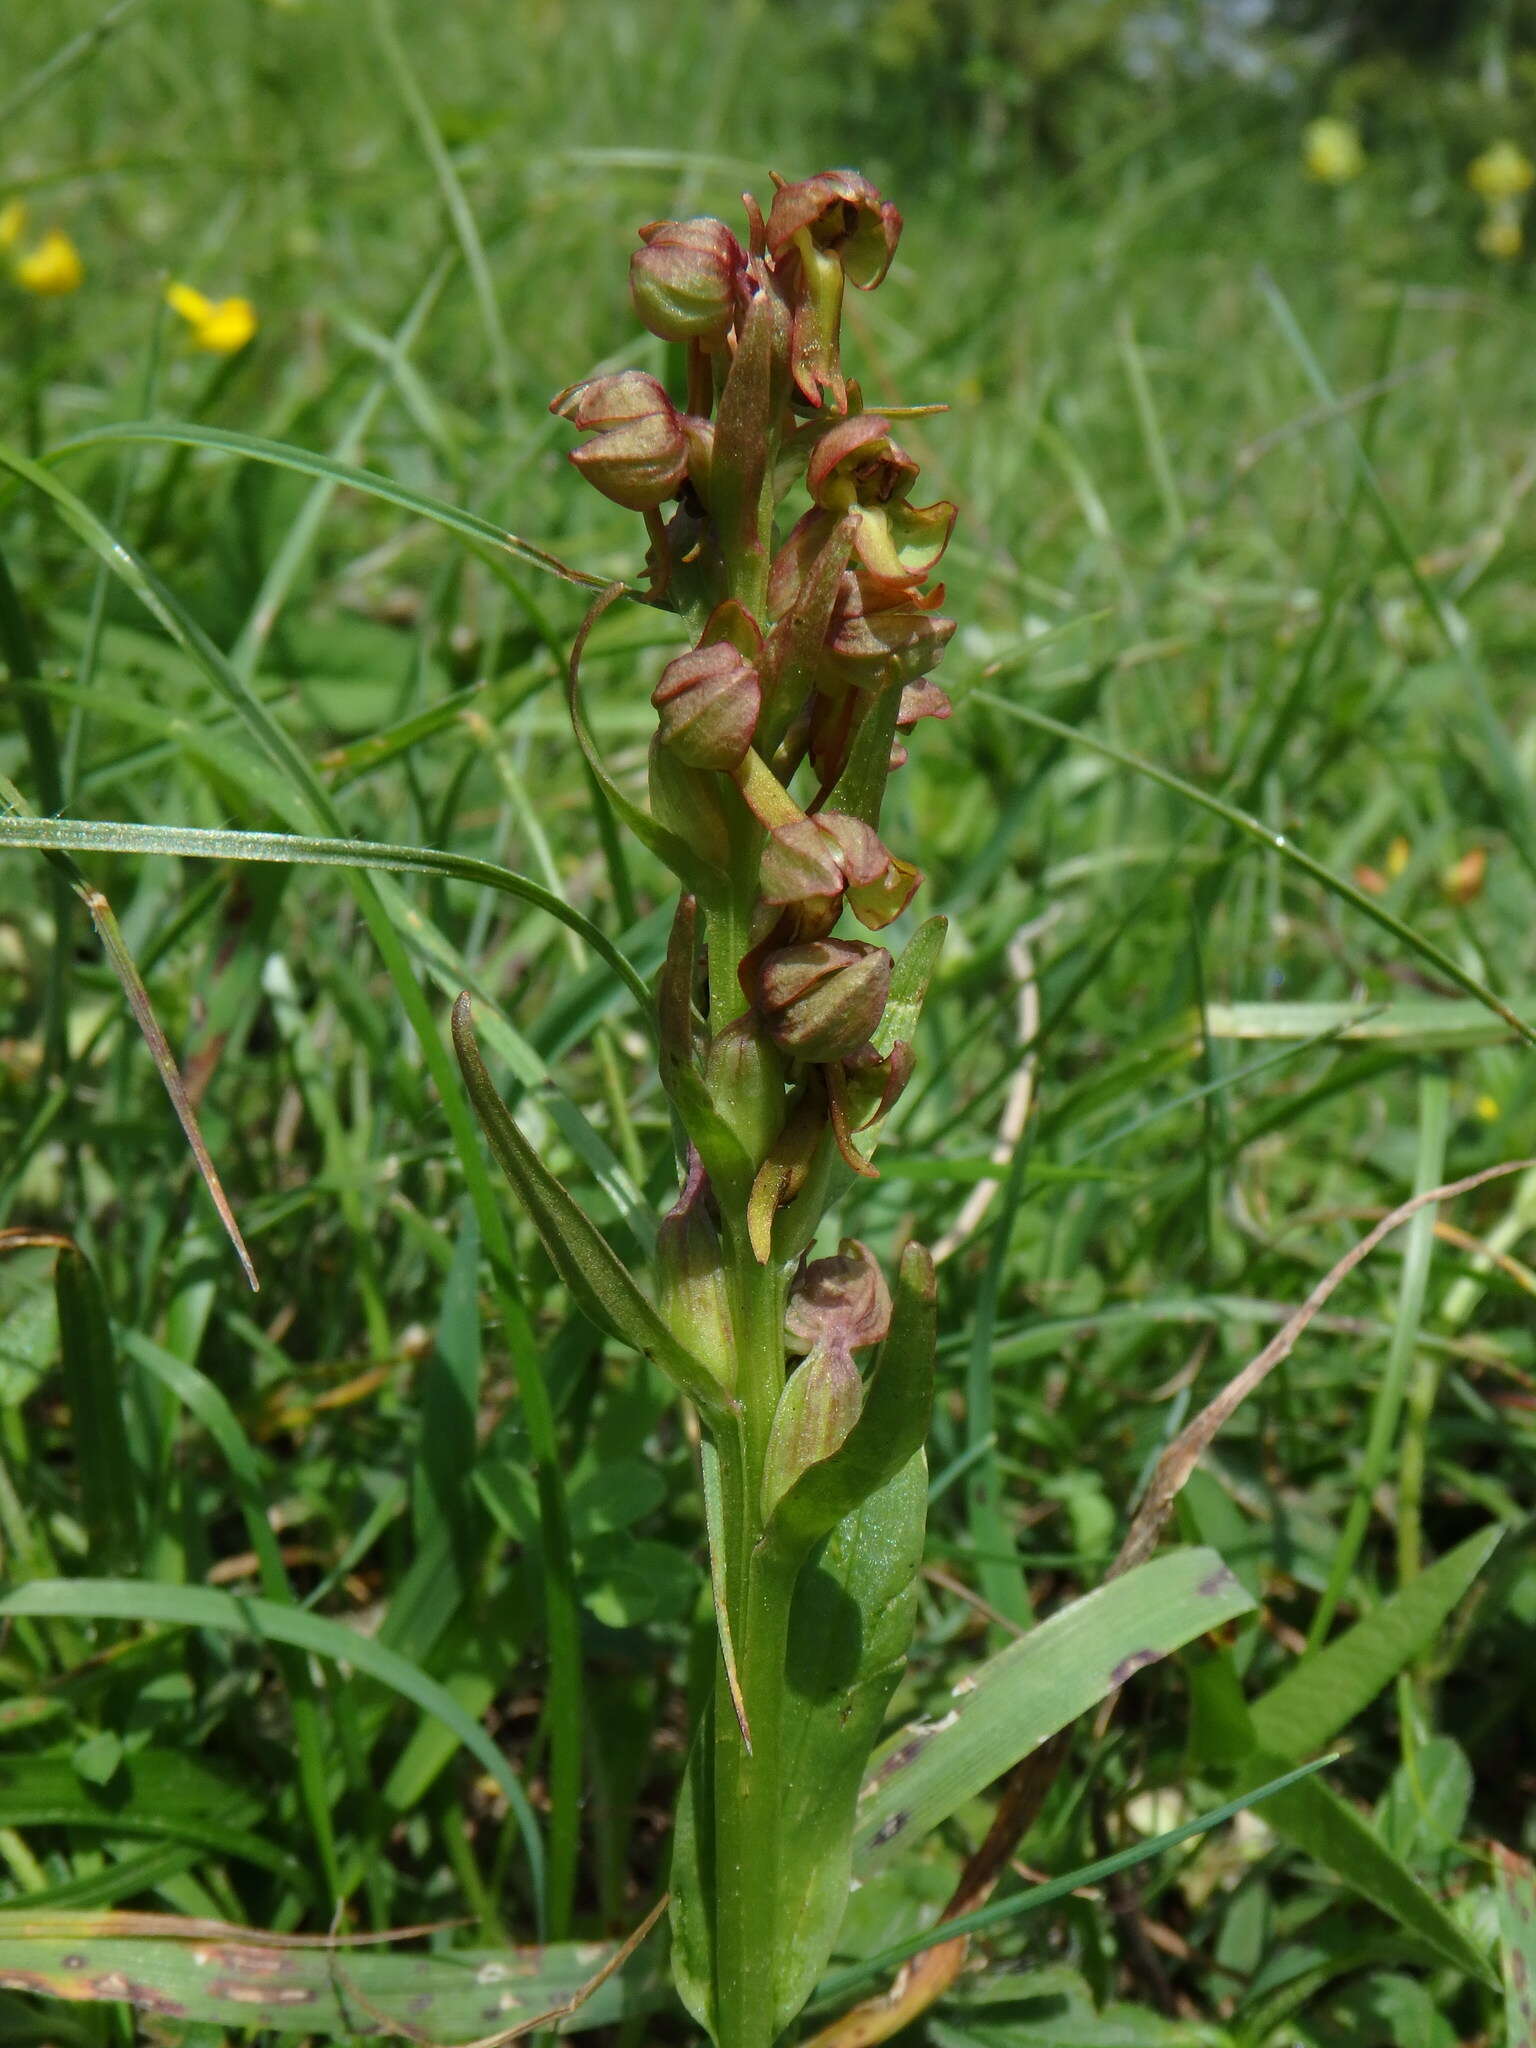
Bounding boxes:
[2,4,1535,2044]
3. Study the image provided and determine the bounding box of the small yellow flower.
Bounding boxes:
[1303,117,1365,186]
[0,200,26,251]
[1385,835,1411,879]
[1468,140,1535,202]
[1475,1094,1500,1122]
[14,227,83,297]
[1477,201,1524,261]
[166,280,258,354]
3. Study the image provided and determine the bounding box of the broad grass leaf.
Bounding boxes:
[0,1911,665,2038]
[774,1450,928,2033]
[852,1548,1254,1881]
[1495,1845,1536,2048]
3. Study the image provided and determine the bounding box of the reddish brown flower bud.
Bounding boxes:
[758,938,891,1062]
[549,370,688,511]
[786,1238,892,1356]
[630,216,746,347]
[656,1167,736,1390]
[759,1343,862,1521]
[652,639,761,770]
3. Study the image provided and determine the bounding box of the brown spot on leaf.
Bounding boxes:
[870,1811,908,1847]
[212,1980,317,2005]
[1199,1566,1239,1597]
[1109,1648,1162,1685]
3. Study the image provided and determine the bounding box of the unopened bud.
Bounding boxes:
[649,735,731,870]
[652,639,761,770]
[758,938,891,1062]
[760,1343,862,1522]
[549,370,688,511]
[656,1178,736,1390]
[703,1015,786,1171]
[630,216,746,346]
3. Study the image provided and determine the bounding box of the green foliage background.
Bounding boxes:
[2,1,1535,2042]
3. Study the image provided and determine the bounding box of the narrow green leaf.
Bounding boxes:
[1204,999,1517,1051]
[1250,1524,1501,1761]
[0,815,652,1019]
[971,690,1536,1049]
[49,420,609,588]
[53,1248,138,1567]
[818,1758,1334,2009]
[0,1579,543,1909]
[852,1547,1254,1879]
[873,914,947,1060]
[764,1242,936,1557]
[452,994,733,1422]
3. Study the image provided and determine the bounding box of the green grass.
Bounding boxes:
[2,3,1536,2043]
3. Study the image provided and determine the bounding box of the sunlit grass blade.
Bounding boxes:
[972,690,1536,1047]
[817,1755,1334,2009]
[852,1547,1254,1879]
[0,815,653,1019]
[46,421,612,589]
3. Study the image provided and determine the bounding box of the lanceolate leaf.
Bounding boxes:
[1255,1774,1495,1984]
[852,1548,1255,1880]
[1248,1524,1501,1761]
[0,1910,666,2038]
[764,1243,936,1557]
[773,1451,928,2034]
[453,995,734,1422]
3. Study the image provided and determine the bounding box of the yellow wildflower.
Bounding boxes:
[1303,117,1365,186]
[0,200,26,251]
[14,227,83,296]
[1475,1094,1500,1122]
[166,280,258,354]
[1477,201,1524,261]
[1468,140,1534,202]
[1385,835,1410,879]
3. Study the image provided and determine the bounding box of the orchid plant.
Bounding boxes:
[456,167,958,2047]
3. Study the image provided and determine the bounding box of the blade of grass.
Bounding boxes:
[1308,1066,1450,1649]
[815,1756,1333,2009]
[971,691,1536,1048]
[45,421,612,590]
